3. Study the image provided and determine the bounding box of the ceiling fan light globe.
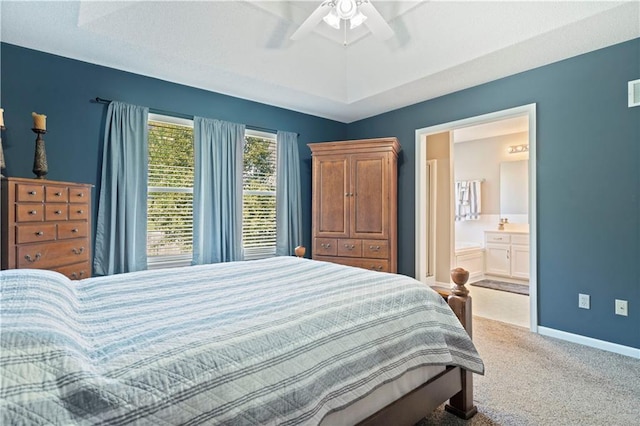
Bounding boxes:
[323,10,341,29]
[350,11,367,29]
[336,0,357,20]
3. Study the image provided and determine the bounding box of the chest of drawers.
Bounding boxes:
[1,177,92,279]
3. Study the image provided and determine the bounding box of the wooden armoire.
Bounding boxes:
[308,138,400,273]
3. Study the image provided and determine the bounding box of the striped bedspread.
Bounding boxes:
[1,257,483,425]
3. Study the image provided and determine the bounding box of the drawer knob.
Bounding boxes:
[344,244,355,250]
[55,192,62,196]
[24,253,42,263]
[369,245,380,251]
[29,210,38,215]
[35,231,44,236]
[77,193,84,197]
[321,243,331,248]
[55,210,62,215]
[71,271,86,279]
[72,247,85,255]
[77,210,84,214]
[371,265,383,271]
[28,190,37,195]
[72,228,79,233]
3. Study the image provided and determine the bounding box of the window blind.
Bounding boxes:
[147,120,194,266]
[243,135,277,260]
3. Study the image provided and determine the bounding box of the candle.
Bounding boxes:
[32,112,47,131]
[0,108,4,127]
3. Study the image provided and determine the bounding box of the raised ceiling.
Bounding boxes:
[1,1,639,123]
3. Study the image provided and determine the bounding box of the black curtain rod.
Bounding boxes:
[94,97,292,136]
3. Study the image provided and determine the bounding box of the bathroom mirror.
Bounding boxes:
[500,160,528,221]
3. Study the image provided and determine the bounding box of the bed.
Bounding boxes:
[0,256,483,425]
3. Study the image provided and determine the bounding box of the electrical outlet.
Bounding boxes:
[578,293,590,309]
[615,299,628,316]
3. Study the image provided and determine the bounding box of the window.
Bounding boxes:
[146,117,277,267]
[243,130,277,260]
[147,114,194,268]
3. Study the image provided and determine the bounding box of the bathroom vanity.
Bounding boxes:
[484,229,530,280]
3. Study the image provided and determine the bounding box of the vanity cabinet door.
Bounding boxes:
[485,243,510,277]
[510,244,530,279]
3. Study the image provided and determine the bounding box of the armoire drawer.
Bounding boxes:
[314,238,337,256]
[337,239,362,257]
[362,240,389,259]
[353,258,389,272]
[316,256,390,273]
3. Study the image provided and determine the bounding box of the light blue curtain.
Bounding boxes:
[193,117,245,264]
[275,131,302,256]
[94,102,149,275]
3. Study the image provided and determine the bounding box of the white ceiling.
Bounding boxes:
[1,1,639,123]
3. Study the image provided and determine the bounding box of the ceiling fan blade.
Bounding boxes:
[359,1,394,40]
[290,1,332,41]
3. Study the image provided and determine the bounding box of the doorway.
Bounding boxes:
[415,104,537,332]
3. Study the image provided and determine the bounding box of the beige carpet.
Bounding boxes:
[418,317,640,425]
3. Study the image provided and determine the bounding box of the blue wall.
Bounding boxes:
[346,38,640,349]
[0,43,348,260]
[2,39,638,349]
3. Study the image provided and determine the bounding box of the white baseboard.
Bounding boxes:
[538,326,640,359]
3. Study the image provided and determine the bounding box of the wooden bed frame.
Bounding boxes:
[358,279,477,425]
[294,248,478,425]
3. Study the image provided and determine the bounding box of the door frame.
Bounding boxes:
[415,103,538,332]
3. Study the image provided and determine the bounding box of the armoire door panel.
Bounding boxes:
[315,156,349,237]
[351,156,387,239]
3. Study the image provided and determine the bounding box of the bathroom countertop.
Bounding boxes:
[485,227,529,234]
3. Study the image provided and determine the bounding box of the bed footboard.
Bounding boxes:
[444,267,477,419]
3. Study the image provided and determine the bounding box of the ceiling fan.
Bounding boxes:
[290,0,394,42]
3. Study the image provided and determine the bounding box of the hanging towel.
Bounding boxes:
[455,180,482,221]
